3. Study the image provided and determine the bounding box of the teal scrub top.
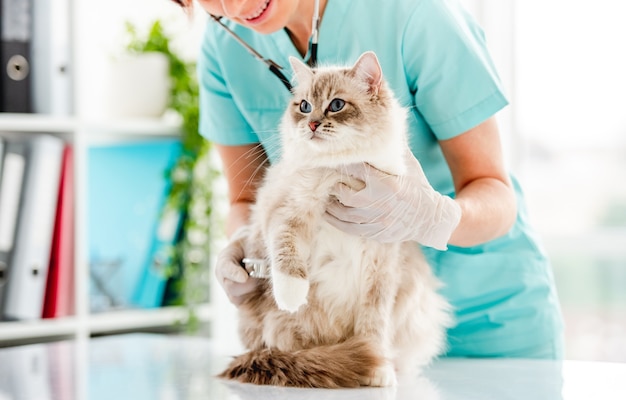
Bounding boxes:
[198,0,564,359]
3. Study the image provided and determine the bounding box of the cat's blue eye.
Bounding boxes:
[329,98,345,112]
[300,100,312,113]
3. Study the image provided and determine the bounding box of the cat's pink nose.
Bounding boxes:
[309,121,321,132]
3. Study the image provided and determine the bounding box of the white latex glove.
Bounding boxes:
[324,148,462,250]
[214,226,260,306]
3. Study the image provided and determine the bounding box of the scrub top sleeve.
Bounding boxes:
[198,25,259,145]
[402,0,509,140]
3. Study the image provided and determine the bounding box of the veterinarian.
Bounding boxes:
[172,0,564,359]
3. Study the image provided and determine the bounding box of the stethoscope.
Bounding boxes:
[208,0,321,92]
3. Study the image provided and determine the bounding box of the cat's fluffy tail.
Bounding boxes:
[218,337,384,388]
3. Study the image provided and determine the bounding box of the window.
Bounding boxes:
[514,0,626,362]
[471,0,626,361]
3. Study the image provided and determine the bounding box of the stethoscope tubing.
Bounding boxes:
[208,0,320,93]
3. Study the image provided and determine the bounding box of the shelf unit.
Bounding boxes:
[0,114,214,345]
[0,1,215,346]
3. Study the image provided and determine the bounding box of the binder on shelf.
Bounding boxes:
[42,145,74,319]
[88,139,181,313]
[0,344,52,400]
[1,134,64,321]
[31,0,73,115]
[47,342,74,400]
[0,135,5,174]
[132,204,183,309]
[0,136,27,316]
[0,136,9,306]
[0,135,5,199]
[0,137,4,293]
[0,0,33,113]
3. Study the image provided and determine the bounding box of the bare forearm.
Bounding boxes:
[438,117,516,248]
[448,177,517,247]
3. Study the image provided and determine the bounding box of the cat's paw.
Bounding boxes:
[362,364,397,387]
[271,270,309,313]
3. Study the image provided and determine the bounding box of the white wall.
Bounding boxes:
[74,0,207,118]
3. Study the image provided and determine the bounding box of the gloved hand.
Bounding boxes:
[214,226,260,306]
[324,148,462,250]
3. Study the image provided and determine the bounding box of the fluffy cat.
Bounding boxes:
[218,51,452,388]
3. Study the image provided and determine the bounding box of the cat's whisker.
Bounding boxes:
[228,145,266,178]
[222,138,275,203]
[226,143,262,166]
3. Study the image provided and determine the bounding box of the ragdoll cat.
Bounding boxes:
[218,51,452,388]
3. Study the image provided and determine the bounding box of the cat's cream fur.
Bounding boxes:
[219,52,452,388]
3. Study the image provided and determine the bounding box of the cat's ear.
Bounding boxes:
[289,56,313,84]
[352,51,383,95]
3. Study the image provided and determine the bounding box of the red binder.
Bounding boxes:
[42,145,74,318]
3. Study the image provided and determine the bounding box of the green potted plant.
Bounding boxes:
[124,20,219,331]
[105,49,170,118]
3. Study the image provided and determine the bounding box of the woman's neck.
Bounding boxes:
[285,0,327,57]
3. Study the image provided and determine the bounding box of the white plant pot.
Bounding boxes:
[105,52,170,118]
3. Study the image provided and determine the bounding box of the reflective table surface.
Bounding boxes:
[0,333,625,400]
